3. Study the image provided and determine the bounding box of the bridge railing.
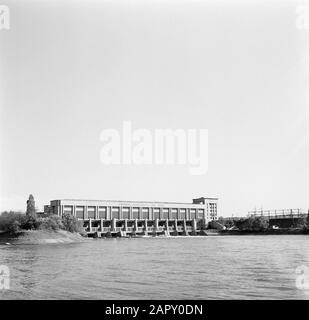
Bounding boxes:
[247,209,308,220]
[222,209,309,221]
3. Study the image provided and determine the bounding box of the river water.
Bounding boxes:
[0,235,308,299]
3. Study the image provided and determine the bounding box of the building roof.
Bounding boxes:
[50,198,218,207]
[193,197,219,200]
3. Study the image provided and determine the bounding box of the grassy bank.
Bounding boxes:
[0,229,88,245]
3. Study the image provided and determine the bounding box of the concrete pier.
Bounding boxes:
[84,218,210,238]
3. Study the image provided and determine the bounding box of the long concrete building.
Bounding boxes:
[44,197,218,237]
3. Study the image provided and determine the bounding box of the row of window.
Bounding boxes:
[62,205,217,220]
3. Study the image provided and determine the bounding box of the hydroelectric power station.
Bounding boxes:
[43,197,218,237]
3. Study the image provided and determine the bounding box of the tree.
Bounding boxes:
[22,215,40,230]
[26,194,36,217]
[0,212,26,232]
[7,220,21,234]
[62,213,84,233]
[296,216,309,230]
[217,217,235,229]
[251,216,269,231]
[234,216,269,232]
[38,215,63,231]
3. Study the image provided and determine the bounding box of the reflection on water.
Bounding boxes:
[0,235,309,299]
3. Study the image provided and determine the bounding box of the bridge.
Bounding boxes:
[222,209,309,229]
[247,209,308,220]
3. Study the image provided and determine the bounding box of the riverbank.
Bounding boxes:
[219,228,309,235]
[0,229,88,245]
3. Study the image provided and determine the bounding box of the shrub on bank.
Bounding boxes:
[0,212,44,233]
[22,215,41,230]
[234,216,269,232]
[217,217,234,229]
[0,212,27,233]
[38,215,63,231]
[61,213,85,234]
[296,216,309,230]
[0,211,85,235]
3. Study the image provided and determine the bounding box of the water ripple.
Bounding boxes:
[0,235,308,299]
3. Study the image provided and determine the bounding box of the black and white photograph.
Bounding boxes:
[0,0,308,311]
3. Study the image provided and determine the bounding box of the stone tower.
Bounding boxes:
[26,194,36,217]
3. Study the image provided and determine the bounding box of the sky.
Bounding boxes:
[0,0,308,216]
